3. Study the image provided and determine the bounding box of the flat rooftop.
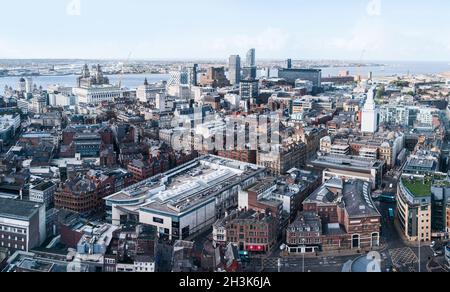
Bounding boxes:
[405,158,436,170]
[32,181,55,192]
[401,177,432,197]
[246,178,276,194]
[106,155,265,214]
[279,68,322,72]
[0,198,42,221]
[311,154,384,172]
[17,258,54,272]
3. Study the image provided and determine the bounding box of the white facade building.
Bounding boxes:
[0,199,46,253]
[105,156,265,240]
[379,104,437,127]
[73,85,122,105]
[29,182,57,208]
[136,81,166,103]
[361,87,379,133]
[224,94,241,109]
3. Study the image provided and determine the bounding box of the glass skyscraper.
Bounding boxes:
[246,48,256,67]
[228,55,241,85]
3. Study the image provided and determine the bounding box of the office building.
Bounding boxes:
[228,55,241,85]
[246,48,256,67]
[242,67,257,81]
[29,181,57,208]
[0,114,21,144]
[397,175,433,242]
[285,59,292,69]
[199,67,230,88]
[257,142,307,176]
[239,79,259,100]
[278,68,322,87]
[167,70,189,87]
[0,198,46,253]
[397,174,450,242]
[187,64,198,86]
[310,154,385,190]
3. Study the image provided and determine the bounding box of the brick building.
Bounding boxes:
[286,178,381,253]
[54,176,98,215]
[55,169,133,215]
[257,142,306,175]
[217,150,257,164]
[213,210,278,254]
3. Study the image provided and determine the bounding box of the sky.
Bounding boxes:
[0,0,450,61]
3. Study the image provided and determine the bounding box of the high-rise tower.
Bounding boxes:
[246,48,256,67]
[228,55,241,85]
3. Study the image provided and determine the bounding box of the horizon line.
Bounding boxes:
[0,58,449,64]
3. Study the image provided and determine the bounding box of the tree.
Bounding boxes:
[376,86,385,99]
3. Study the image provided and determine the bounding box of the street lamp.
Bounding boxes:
[301,238,306,273]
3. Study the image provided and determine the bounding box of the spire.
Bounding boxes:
[144,78,148,86]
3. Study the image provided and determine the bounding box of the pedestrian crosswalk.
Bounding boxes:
[389,248,418,268]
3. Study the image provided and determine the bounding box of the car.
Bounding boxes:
[434,250,444,256]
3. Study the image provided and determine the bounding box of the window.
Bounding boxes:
[153,217,164,224]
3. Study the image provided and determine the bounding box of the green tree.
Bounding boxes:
[376,86,385,99]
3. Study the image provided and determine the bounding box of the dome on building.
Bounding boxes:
[381,142,391,148]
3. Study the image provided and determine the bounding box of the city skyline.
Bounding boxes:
[1,0,450,61]
[1,0,450,277]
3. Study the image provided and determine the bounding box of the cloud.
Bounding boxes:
[324,17,450,61]
[330,18,387,54]
[199,27,291,57]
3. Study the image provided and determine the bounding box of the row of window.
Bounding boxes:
[0,241,25,250]
[290,238,321,245]
[228,231,268,237]
[228,237,269,244]
[0,226,26,234]
[1,234,25,242]
[228,226,268,233]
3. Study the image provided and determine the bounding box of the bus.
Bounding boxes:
[377,193,397,203]
[388,208,395,218]
[239,251,250,263]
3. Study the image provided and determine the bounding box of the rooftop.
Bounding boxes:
[31,181,55,192]
[106,155,265,214]
[404,157,436,171]
[305,179,380,219]
[401,177,432,197]
[0,198,42,221]
[311,154,384,173]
